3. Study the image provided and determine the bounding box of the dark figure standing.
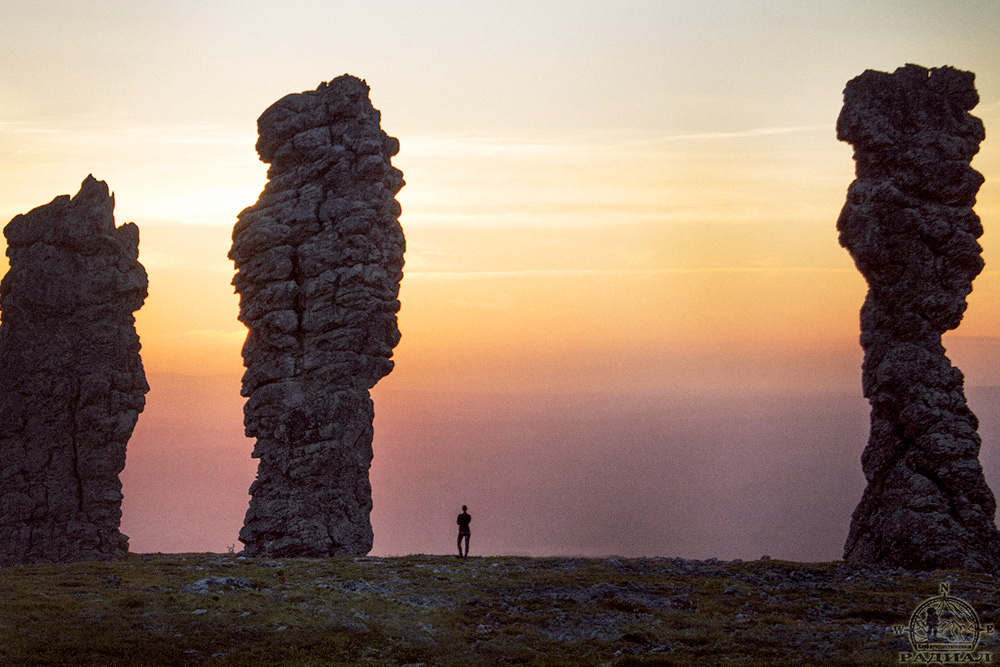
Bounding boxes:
[457,505,471,558]
[926,608,939,643]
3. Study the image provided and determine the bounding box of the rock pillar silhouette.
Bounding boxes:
[0,176,148,565]
[838,65,1000,572]
[231,75,405,556]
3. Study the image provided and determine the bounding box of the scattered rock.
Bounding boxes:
[181,576,254,594]
[837,64,1000,572]
[230,75,405,557]
[664,594,696,611]
[0,175,148,566]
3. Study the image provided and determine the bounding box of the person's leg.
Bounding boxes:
[462,533,470,557]
[457,533,463,557]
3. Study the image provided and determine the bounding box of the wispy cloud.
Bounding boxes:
[401,136,573,158]
[0,121,252,147]
[650,125,828,143]
[405,266,855,280]
[0,121,60,135]
[401,125,829,157]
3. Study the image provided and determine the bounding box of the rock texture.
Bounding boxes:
[837,64,1000,572]
[230,75,404,557]
[0,175,148,565]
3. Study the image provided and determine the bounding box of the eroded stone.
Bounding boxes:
[231,75,404,557]
[838,64,1000,572]
[0,175,148,565]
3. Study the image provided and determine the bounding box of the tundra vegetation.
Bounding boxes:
[1,553,998,666]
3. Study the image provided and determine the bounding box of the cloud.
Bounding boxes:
[0,121,60,135]
[400,125,830,157]
[405,267,856,280]
[0,120,252,147]
[649,125,829,143]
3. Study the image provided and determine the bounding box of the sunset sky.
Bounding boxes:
[2,1,1000,560]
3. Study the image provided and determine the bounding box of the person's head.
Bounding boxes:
[462,505,467,512]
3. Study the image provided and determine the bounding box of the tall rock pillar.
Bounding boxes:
[230,75,405,556]
[0,175,149,565]
[838,64,1000,572]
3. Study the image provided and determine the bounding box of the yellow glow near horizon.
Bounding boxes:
[3,111,1000,393]
[117,125,863,382]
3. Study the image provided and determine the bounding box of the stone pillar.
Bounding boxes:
[230,75,405,556]
[837,64,1000,572]
[0,175,148,565]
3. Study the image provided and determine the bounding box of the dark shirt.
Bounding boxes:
[457,512,471,533]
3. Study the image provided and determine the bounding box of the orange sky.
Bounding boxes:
[2,2,1000,558]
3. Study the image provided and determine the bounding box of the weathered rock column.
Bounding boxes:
[230,75,405,556]
[838,64,1000,572]
[0,175,148,565]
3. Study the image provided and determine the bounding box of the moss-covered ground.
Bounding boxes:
[1,553,997,666]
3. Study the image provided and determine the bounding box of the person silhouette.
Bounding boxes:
[457,505,471,558]
[926,607,939,643]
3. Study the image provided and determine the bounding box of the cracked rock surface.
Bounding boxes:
[837,64,1000,572]
[230,75,404,557]
[0,175,148,566]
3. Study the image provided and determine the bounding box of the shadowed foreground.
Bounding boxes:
[1,554,998,666]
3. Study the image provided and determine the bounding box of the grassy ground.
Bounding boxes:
[0,553,997,666]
